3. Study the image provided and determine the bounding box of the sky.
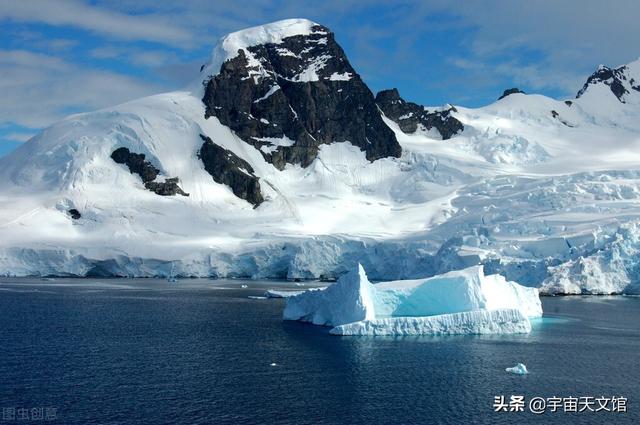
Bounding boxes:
[1,0,639,157]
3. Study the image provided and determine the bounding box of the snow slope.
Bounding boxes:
[1,19,640,295]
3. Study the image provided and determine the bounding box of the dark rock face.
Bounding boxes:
[111,147,188,196]
[576,65,632,102]
[145,178,189,197]
[68,209,81,220]
[202,24,401,170]
[375,88,463,140]
[198,134,264,207]
[550,110,574,127]
[111,147,159,183]
[564,100,573,106]
[498,88,525,100]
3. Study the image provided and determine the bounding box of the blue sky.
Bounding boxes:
[1,0,639,157]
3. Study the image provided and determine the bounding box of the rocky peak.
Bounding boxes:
[576,63,640,103]
[201,19,401,170]
[498,87,525,100]
[375,88,404,105]
[375,88,463,140]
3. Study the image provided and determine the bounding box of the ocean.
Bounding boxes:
[0,278,638,424]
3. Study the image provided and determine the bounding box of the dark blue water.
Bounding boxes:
[0,278,638,424]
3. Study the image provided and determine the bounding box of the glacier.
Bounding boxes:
[0,19,640,296]
[283,265,542,336]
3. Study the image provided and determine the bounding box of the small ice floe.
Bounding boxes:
[505,363,528,375]
[270,363,277,367]
[241,284,248,288]
[265,289,305,298]
[247,296,268,300]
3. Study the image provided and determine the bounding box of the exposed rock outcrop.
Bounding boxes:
[375,88,463,140]
[111,147,159,183]
[202,24,401,170]
[498,88,525,100]
[198,134,264,207]
[551,110,574,127]
[111,147,188,197]
[68,209,81,220]
[145,178,189,197]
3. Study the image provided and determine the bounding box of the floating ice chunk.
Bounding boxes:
[283,264,375,326]
[330,309,531,336]
[265,289,306,298]
[284,264,542,335]
[505,363,528,375]
[373,266,542,319]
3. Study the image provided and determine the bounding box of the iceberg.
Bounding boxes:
[330,309,531,336]
[505,363,529,375]
[282,265,375,326]
[283,264,542,335]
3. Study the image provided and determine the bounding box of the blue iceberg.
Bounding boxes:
[283,264,542,336]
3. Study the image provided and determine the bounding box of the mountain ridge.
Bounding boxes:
[1,19,640,295]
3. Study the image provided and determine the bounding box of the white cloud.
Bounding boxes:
[2,0,640,123]
[0,49,161,128]
[0,0,193,46]
[3,132,36,143]
[435,0,640,93]
[89,46,173,68]
[10,29,79,52]
[88,46,123,60]
[448,56,585,98]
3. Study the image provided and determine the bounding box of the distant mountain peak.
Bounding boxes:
[576,60,640,103]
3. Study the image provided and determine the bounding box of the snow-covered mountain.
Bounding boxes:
[2,18,640,295]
